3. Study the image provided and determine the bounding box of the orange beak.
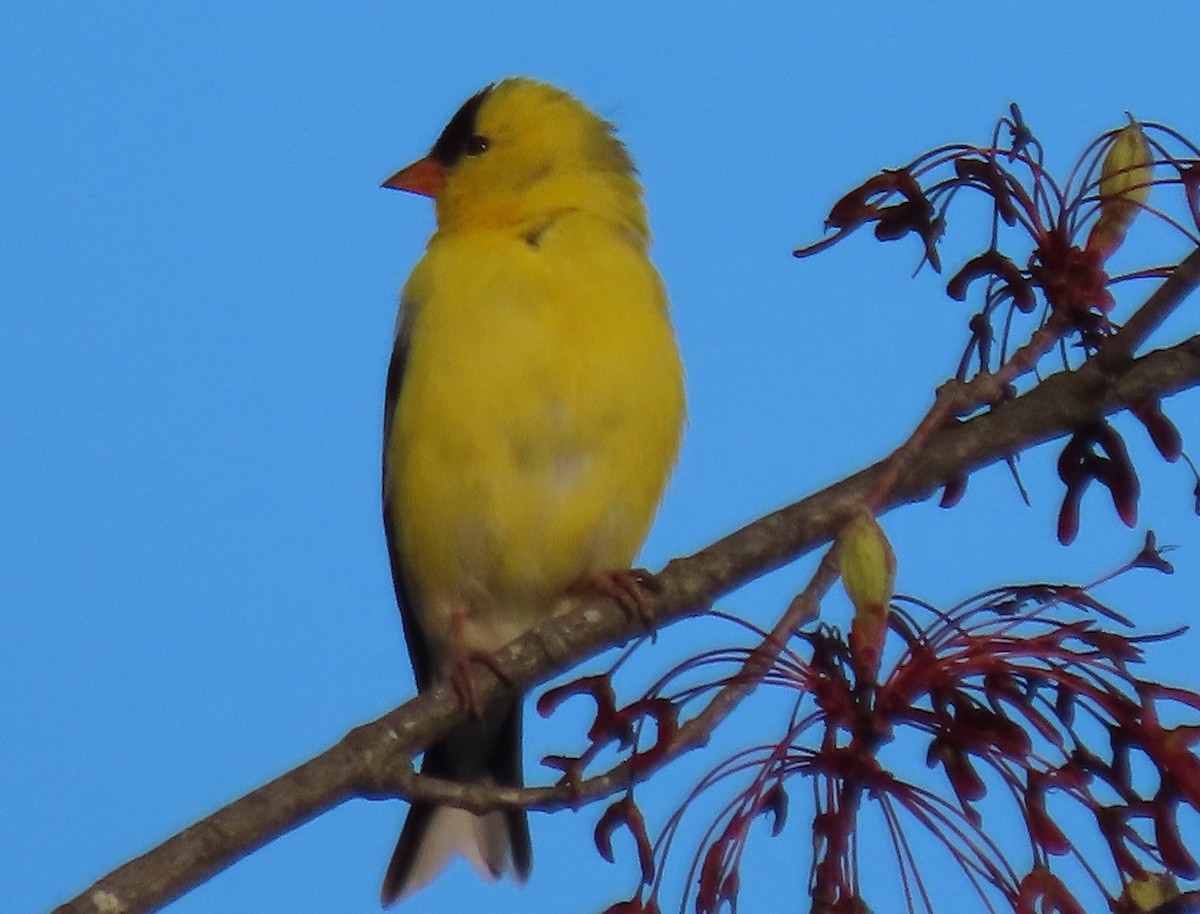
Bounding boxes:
[381,156,446,198]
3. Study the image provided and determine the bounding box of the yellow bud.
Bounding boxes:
[839,507,896,683]
[840,508,896,613]
[1088,119,1153,259]
[1116,872,1178,914]
[1100,121,1153,205]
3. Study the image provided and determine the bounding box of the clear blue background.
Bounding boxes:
[4,4,1199,913]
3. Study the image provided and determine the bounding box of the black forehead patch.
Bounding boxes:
[429,85,493,166]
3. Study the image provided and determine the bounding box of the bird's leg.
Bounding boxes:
[447,610,514,718]
[566,568,661,629]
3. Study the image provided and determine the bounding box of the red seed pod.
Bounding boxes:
[1131,398,1183,462]
[594,799,627,863]
[594,796,656,884]
[953,156,1019,225]
[1153,798,1200,878]
[1026,777,1072,855]
[626,698,679,774]
[825,170,907,230]
[946,249,1036,311]
[873,199,933,242]
[1057,429,1092,482]
[942,744,987,805]
[537,674,615,722]
[1017,868,1086,914]
[1057,479,1086,545]
[1095,423,1141,528]
[696,838,730,914]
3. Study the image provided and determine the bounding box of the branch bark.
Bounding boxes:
[54,332,1200,914]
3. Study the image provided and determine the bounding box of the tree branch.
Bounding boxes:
[54,332,1200,914]
[1102,245,1200,366]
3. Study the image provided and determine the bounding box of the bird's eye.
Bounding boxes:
[463,135,490,156]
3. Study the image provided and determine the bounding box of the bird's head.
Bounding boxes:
[384,78,648,242]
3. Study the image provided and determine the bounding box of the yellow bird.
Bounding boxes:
[378,77,685,904]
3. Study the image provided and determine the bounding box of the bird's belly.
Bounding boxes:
[393,400,642,656]
[388,229,684,660]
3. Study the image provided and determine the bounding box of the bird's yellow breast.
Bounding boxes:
[387,212,684,653]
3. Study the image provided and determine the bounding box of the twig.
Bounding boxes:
[1102,245,1200,367]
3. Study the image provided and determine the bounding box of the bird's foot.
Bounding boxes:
[567,568,661,630]
[448,615,513,717]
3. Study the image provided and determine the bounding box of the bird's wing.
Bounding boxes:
[382,305,434,692]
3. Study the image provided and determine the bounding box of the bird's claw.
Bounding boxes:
[448,611,515,717]
[567,568,661,631]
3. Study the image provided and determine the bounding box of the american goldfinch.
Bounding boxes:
[379,77,685,905]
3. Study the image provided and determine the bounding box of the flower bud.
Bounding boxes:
[1115,872,1179,914]
[1087,119,1153,259]
[839,507,896,683]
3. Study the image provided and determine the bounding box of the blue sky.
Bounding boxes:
[4,4,1199,913]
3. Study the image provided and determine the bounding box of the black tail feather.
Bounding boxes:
[380,701,531,905]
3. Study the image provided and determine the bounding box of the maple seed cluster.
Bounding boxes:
[555,537,1199,914]
[797,105,1200,545]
